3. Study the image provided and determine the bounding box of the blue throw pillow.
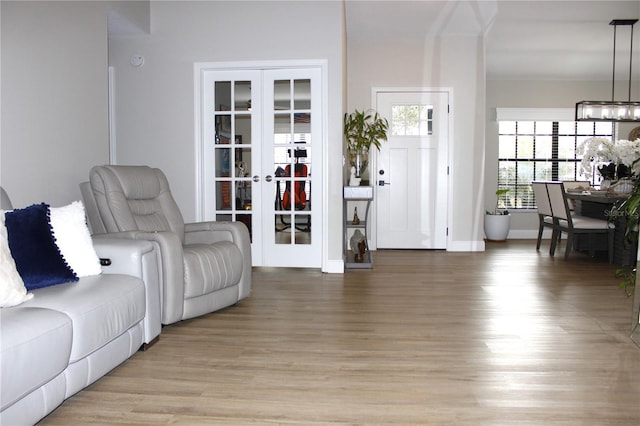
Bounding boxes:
[4,203,78,290]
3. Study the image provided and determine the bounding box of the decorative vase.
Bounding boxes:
[348,148,369,179]
[349,229,367,262]
[613,178,634,194]
[484,214,511,242]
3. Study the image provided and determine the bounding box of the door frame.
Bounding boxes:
[194,60,329,267]
[370,87,454,250]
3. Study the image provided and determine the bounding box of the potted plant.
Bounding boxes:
[344,109,389,182]
[608,150,640,347]
[484,188,511,241]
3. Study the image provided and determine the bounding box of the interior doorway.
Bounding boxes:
[196,63,324,267]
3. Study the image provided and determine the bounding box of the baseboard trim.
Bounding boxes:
[323,259,344,274]
[140,335,160,351]
[447,240,485,252]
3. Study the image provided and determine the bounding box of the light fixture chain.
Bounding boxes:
[612,23,617,102]
[629,24,634,102]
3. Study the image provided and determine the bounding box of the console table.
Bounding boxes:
[343,186,373,269]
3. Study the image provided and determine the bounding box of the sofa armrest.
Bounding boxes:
[93,231,185,325]
[184,221,252,299]
[92,237,153,278]
[91,238,161,344]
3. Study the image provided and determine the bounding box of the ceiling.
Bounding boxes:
[108,1,640,82]
[345,0,640,81]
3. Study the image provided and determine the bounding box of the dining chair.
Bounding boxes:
[532,181,555,251]
[546,181,614,262]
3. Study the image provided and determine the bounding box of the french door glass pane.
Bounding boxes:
[294,80,311,109]
[215,181,232,211]
[272,78,312,247]
[274,80,290,110]
[215,82,231,109]
[213,79,253,234]
[215,147,231,178]
[234,81,251,111]
[236,146,252,176]
[236,180,252,210]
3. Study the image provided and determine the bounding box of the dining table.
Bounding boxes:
[565,189,637,265]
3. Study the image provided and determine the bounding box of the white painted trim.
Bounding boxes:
[193,64,204,221]
[0,0,2,189]
[323,259,344,274]
[317,60,335,273]
[195,60,330,71]
[508,229,552,240]
[448,240,485,252]
[495,107,575,122]
[108,67,117,164]
[446,89,455,252]
[371,86,454,251]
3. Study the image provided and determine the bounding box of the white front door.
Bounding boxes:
[375,90,449,249]
[200,65,323,267]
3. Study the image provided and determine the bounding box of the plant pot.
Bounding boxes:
[613,178,634,194]
[348,148,369,179]
[484,214,511,242]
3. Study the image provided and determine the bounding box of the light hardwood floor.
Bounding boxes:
[40,240,640,425]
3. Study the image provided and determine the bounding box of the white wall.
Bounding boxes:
[108,0,150,35]
[347,35,487,250]
[108,1,345,270]
[0,1,110,207]
[486,79,640,238]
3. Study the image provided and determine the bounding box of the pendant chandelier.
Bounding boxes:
[575,19,640,122]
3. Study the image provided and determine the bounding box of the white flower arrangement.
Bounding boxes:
[578,137,640,179]
[613,139,640,172]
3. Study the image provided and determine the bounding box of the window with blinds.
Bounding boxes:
[497,120,614,210]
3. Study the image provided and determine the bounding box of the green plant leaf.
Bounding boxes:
[344,109,389,153]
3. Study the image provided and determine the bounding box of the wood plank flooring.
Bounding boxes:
[39,240,640,425]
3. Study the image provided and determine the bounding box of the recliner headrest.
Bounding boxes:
[107,166,163,200]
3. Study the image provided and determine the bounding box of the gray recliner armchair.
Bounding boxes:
[83,165,251,325]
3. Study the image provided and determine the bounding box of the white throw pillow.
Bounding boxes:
[0,211,34,307]
[49,201,102,277]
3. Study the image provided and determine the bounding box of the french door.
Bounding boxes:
[201,65,323,267]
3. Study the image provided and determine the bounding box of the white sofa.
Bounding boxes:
[0,189,161,425]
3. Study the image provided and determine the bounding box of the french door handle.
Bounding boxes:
[265,175,273,182]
